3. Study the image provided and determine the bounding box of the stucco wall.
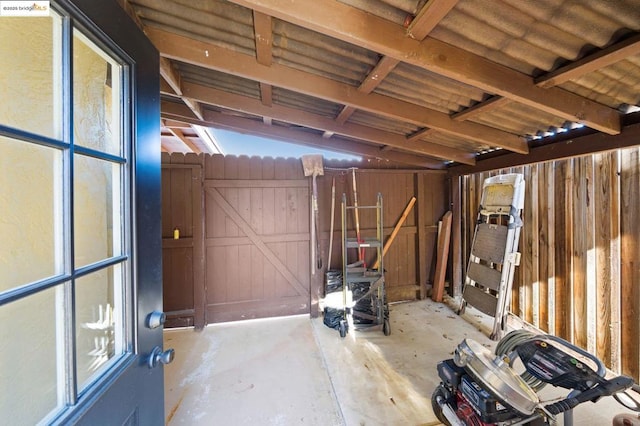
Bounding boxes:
[0,17,117,423]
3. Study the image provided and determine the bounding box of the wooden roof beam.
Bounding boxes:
[253,11,273,66]
[116,0,144,31]
[180,80,476,164]
[160,57,182,96]
[228,0,620,135]
[161,101,444,169]
[159,57,204,122]
[406,0,459,40]
[164,119,195,130]
[406,127,438,142]
[449,118,640,177]
[332,55,400,125]
[451,96,513,121]
[253,10,275,109]
[147,28,526,154]
[260,82,272,106]
[166,126,202,154]
[335,1,452,126]
[182,97,204,121]
[536,33,640,89]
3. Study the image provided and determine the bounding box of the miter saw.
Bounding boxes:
[432,330,640,425]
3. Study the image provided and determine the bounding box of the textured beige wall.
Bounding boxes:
[0,17,59,424]
[0,18,115,423]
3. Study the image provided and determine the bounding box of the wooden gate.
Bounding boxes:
[161,163,205,328]
[204,177,311,323]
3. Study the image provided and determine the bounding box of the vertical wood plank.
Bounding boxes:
[595,152,613,364]
[451,175,463,296]
[619,147,640,380]
[432,211,452,302]
[416,173,427,298]
[609,151,621,373]
[584,156,597,354]
[554,160,571,340]
[573,157,588,349]
[537,162,550,333]
[530,165,540,327]
[192,166,205,328]
[546,162,556,335]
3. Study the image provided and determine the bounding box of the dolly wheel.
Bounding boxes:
[431,385,451,425]
[339,320,347,338]
[383,318,391,336]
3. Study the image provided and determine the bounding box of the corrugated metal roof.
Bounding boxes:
[135,0,640,168]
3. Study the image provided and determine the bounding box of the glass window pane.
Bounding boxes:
[74,154,122,267]
[0,13,61,138]
[0,286,63,424]
[73,30,122,156]
[0,136,62,291]
[75,264,124,391]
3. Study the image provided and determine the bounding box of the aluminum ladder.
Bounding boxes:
[459,174,525,340]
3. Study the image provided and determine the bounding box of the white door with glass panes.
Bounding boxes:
[0,1,167,424]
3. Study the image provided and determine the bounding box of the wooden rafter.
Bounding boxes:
[451,96,513,121]
[407,127,437,142]
[253,10,275,111]
[180,81,476,164]
[147,27,527,154]
[333,1,451,128]
[332,56,401,126]
[335,106,357,125]
[358,55,401,94]
[253,11,273,66]
[182,97,204,121]
[116,0,144,31]
[159,56,204,123]
[166,126,202,154]
[160,57,182,96]
[227,0,620,135]
[260,82,272,107]
[406,0,459,40]
[536,33,640,89]
[161,101,444,169]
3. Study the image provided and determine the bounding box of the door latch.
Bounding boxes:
[146,311,166,329]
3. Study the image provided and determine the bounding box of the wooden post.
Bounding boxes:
[432,211,452,302]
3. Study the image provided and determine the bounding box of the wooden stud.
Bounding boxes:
[432,211,452,302]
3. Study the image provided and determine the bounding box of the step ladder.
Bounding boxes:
[459,174,525,340]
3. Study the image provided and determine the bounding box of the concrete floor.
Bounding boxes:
[163,298,636,425]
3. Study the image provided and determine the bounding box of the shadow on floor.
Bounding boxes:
[164,298,631,426]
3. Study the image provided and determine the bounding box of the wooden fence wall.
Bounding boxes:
[161,153,449,325]
[460,146,640,380]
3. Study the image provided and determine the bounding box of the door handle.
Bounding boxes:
[148,346,175,368]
